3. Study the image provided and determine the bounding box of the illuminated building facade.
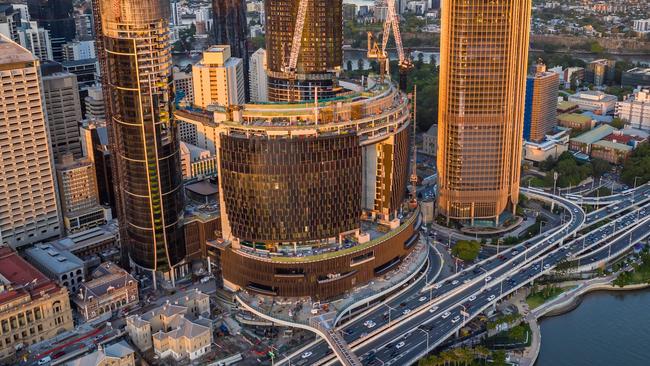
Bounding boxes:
[212,0,249,100]
[523,65,559,143]
[95,0,186,281]
[265,0,343,101]
[437,0,532,225]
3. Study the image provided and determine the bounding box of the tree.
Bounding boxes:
[610,117,626,129]
[591,158,611,177]
[452,240,481,262]
[621,143,650,186]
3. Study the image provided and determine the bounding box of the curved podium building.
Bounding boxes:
[176,81,418,299]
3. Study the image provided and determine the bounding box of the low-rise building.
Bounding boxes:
[23,243,85,294]
[126,289,211,361]
[569,124,617,155]
[523,129,570,163]
[616,89,650,131]
[422,124,437,155]
[568,91,617,115]
[65,341,135,366]
[590,140,633,164]
[0,247,74,360]
[557,113,593,131]
[73,262,138,321]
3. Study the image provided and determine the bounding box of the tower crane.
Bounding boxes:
[367,0,413,91]
[283,0,310,101]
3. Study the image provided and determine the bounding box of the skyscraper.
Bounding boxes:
[0,35,61,248]
[41,68,83,161]
[249,48,268,102]
[27,0,76,61]
[437,0,532,225]
[95,0,186,282]
[212,0,249,99]
[265,0,343,101]
[192,45,245,109]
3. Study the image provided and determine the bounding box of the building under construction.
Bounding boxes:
[174,0,419,299]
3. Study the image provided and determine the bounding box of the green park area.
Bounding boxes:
[485,323,532,349]
[452,240,481,262]
[418,346,509,366]
[525,285,568,309]
[613,251,650,287]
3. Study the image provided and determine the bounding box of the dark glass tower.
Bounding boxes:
[265,0,343,102]
[95,0,186,275]
[27,0,76,61]
[212,0,249,100]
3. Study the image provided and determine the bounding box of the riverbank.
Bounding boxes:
[516,277,650,366]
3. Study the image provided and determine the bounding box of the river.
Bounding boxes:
[536,289,650,366]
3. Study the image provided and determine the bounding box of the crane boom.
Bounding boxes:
[288,0,310,73]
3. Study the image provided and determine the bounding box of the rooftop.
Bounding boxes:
[557,101,578,111]
[0,34,36,65]
[66,341,134,366]
[592,140,633,152]
[571,124,617,145]
[24,243,84,275]
[625,67,650,76]
[558,113,591,124]
[0,247,61,306]
[75,262,136,303]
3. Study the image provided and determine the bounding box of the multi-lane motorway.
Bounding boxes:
[282,184,650,366]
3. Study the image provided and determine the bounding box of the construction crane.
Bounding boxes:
[283,0,310,101]
[367,0,413,91]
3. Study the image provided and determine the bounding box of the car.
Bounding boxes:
[544,264,551,270]
[419,296,427,302]
[429,306,438,313]
[451,316,461,323]
[468,295,477,301]
[367,322,376,329]
[485,276,492,282]
[302,352,313,359]
[563,244,570,250]
[403,309,411,315]
[452,280,459,285]
[364,320,371,326]
[434,283,442,289]
[38,357,52,365]
[52,351,66,360]
[487,294,496,301]
[441,311,451,319]
[463,279,470,284]
[512,250,518,255]
[396,342,406,349]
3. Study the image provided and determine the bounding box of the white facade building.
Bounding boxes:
[616,89,650,131]
[633,19,650,34]
[18,21,52,61]
[0,35,61,248]
[192,45,245,109]
[249,48,268,102]
[63,40,96,61]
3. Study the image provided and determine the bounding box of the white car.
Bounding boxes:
[367,321,376,329]
[544,264,551,270]
[452,280,459,285]
[38,357,52,365]
[403,309,411,315]
[487,295,496,301]
[451,316,461,324]
[301,352,313,359]
[396,341,406,349]
[485,276,492,282]
[468,295,477,301]
[434,283,442,289]
[441,311,451,319]
[429,306,438,313]
[419,296,427,302]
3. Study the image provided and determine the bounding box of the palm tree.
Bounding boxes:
[474,345,491,363]
[419,354,442,366]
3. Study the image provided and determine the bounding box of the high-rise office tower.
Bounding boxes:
[95,0,186,281]
[249,48,268,102]
[41,68,83,161]
[437,0,532,225]
[0,4,22,43]
[212,0,249,100]
[0,35,61,248]
[265,0,343,101]
[192,46,245,109]
[27,0,76,61]
[523,64,559,143]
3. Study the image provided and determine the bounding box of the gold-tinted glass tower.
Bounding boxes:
[95,0,186,275]
[437,0,532,225]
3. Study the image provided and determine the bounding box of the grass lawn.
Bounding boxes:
[523,176,547,188]
[525,286,569,309]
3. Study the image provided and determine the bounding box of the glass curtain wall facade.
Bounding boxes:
[96,0,185,272]
[437,0,531,225]
[27,0,76,61]
[265,0,343,102]
[212,0,249,100]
